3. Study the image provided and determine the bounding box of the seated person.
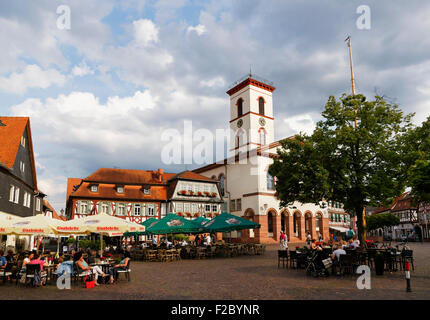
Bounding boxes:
[56,256,74,277]
[29,253,48,271]
[0,250,7,270]
[19,252,34,274]
[75,252,106,286]
[310,239,323,251]
[349,239,359,249]
[108,251,130,284]
[353,236,360,246]
[5,250,15,263]
[331,245,346,275]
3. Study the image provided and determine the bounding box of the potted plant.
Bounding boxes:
[204,191,210,196]
[179,190,187,195]
[211,192,216,197]
[375,251,385,275]
[188,190,194,196]
[197,191,203,196]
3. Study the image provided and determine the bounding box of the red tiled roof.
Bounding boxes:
[0,117,38,189]
[0,117,28,169]
[169,171,218,182]
[43,200,66,221]
[66,178,82,203]
[70,182,168,201]
[84,168,175,185]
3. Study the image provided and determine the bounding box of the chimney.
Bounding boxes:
[157,169,164,182]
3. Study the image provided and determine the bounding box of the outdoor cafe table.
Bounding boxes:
[90,261,115,274]
[44,264,59,284]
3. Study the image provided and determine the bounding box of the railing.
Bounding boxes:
[226,73,274,91]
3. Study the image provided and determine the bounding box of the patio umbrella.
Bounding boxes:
[8,214,63,236]
[201,212,261,233]
[145,214,204,235]
[191,216,210,227]
[123,217,157,237]
[0,215,17,235]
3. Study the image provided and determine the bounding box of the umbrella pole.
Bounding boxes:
[100,234,103,253]
[57,236,60,256]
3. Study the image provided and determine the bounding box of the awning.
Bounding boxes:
[329,226,349,233]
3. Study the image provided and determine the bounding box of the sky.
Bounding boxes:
[1,0,429,212]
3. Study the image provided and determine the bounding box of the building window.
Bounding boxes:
[205,204,211,212]
[134,204,141,216]
[20,161,25,173]
[259,97,265,115]
[219,174,225,196]
[192,204,198,213]
[36,198,41,211]
[100,202,111,215]
[268,211,273,233]
[184,203,191,213]
[21,136,26,147]
[236,130,244,148]
[147,205,155,216]
[14,187,20,204]
[176,203,183,213]
[23,192,29,207]
[236,199,242,211]
[237,98,243,117]
[267,172,275,190]
[91,185,98,192]
[230,199,236,212]
[117,203,126,216]
[260,129,266,146]
[143,187,150,195]
[9,185,15,202]
[212,205,218,212]
[117,186,124,194]
[79,201,89,214]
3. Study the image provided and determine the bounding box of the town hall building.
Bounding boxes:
[193,74,332,244]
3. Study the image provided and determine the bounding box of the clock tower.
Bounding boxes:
[226,73,276,155]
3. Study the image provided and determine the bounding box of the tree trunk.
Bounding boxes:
[356,205,366,245]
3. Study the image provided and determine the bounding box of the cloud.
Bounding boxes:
[133,19,159,46]
[282,114,318,137]
[72,62,95,77]
[0,64,66,94]
[187,24,207,36]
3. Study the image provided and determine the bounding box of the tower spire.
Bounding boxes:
[249,64,252,78]
[345,35,358,129]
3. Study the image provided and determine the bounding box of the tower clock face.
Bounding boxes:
[237,119,243,128]
[259,117,266,126]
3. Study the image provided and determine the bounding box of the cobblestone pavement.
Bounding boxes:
[0,242,429,300]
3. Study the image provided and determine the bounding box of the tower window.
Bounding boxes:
[259,97,265,115]
[237,98,243,117]
[259,129,266,146]
[236,130,244,148]
[267,172,275,190]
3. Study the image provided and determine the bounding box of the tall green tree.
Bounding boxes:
[269,94,414,244]
[405,116,430,205]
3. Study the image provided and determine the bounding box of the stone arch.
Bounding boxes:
[293,210,304,240]
[304,211,314,238]
[242,208,256,240]
[315,211,324,240]
[266,208,278,240]
[280,209,292,241]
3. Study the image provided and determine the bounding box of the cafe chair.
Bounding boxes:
[115,260,131,282]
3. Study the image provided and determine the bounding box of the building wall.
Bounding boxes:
[0,168,35,217]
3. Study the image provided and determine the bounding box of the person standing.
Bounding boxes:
[279,231,286,250]
[306,232,312,246]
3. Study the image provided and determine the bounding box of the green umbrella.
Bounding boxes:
[123,217,159,237]
[191,216,210,227]
[146,214,204,235]
[201,212,261,233]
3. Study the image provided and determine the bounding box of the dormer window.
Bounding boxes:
[21,136,26,148]
[143,187,150,195]
[117,186,124,194]
[90,185,98,192]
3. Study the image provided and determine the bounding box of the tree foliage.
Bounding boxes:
[405,116,430,204]
[269,94,414,244]
[365,213,400,231]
